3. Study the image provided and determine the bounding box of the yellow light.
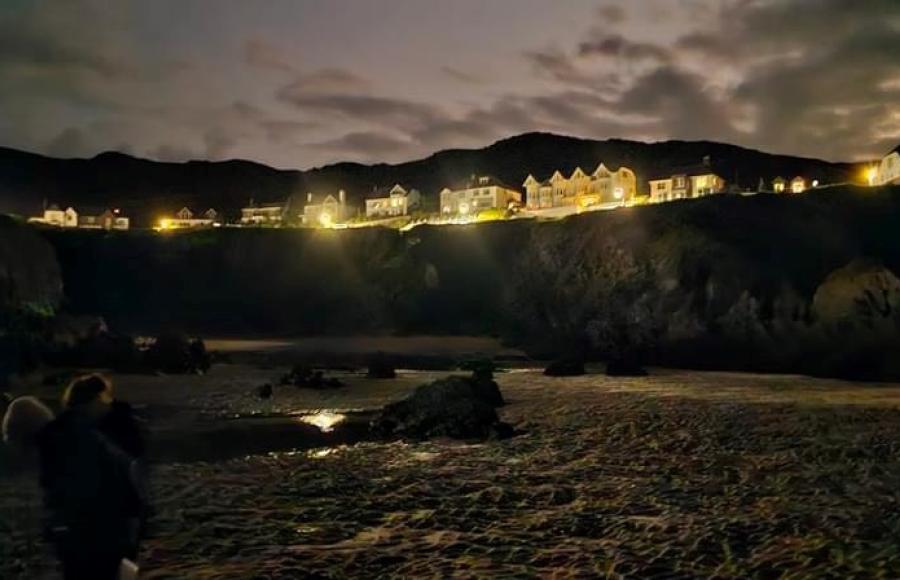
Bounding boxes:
[318,212,333,227]
[866,166,878,186]
[158,218,171,230]
[459,203,469,215]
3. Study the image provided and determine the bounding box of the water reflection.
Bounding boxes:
[297,411,347,433]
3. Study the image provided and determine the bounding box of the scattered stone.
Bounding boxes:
[544,356,585,377]
[371,375,511,440]
[257,384,273,399]
[366,352,396,379]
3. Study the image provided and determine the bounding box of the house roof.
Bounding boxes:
[891,143,900,155]
[450,174,519,192]
[648,161,721,181]
[369,183,410,198]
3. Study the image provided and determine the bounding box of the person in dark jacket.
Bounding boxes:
[38,374,147,579]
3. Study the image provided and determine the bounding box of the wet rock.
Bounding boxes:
[257,383,273,399]
[544,356,585,377]
[366,352,396,379]
[144,333,211,374]
[372,375,510,440]
[280,365,344,389]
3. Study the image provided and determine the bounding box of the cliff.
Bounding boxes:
[11,184,900,379]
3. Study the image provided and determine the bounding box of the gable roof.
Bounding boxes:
[450,174,519,192]
[648,161,722,181]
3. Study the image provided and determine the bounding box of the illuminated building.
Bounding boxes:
[160,207,219,229]
[29,205,129,230]
[365,184,421,218]
[440,175,522,215]
[523,163,637,210]
[240,201,285,225]
[648,156,725,203]
[875,144,900,185]
[303,190,349,226]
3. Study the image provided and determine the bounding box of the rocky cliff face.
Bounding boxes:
[16,184,900,379]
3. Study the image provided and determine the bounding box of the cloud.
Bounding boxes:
[440,66,486,85]
[244,39,296,74]
[596,4,627,24]
[45,127,92,158]
[578,35,671,64]
[311,131,413,159]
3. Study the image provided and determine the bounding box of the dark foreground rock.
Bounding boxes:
[372,376,512,440]
[366,352,396,379]
[544,356,585,377]
[145,334,211,374]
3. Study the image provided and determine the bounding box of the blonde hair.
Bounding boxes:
[62,374,114,408]
[2,396,54,446]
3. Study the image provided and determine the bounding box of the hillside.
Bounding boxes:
[28,184,900,380]
[0,133,857,227]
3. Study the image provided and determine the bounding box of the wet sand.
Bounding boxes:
[3,352,900,577]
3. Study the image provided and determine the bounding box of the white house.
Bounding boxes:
[77,208,129,230]
[440,175,522,216]
[523,163,637,210]
[649,157,726,203]
[160,207,218,229]
[303,190,349,226]
[29,204,79,227]
[877,144,900,185]
[29,205,128,230]
[240,201,285,225]
[365,184,421,218]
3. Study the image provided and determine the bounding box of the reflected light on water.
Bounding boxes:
[297,411,347,433]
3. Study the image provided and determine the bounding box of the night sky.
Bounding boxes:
[1,0,898,169]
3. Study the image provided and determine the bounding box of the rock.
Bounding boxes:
[257,383,273,399]
[371,375,510,440]
[48,314,108,349]
[144,333,211,374]
[544,356,585,377]
[366,352,396,379]
[280,365,344,389]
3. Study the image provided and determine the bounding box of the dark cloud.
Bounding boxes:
[578,35,671,64]
[311,131,413,159]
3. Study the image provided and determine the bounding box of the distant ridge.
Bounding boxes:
[0,133,857,226]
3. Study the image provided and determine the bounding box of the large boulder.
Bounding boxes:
[280,364,343,389]
[366,352,396,379]
[372,376,511,440]
[144,333,211,374]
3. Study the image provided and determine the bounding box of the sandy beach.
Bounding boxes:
[3,341,900,577]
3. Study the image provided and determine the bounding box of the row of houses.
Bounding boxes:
[34,145,899,232]
[29,205,130,230]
